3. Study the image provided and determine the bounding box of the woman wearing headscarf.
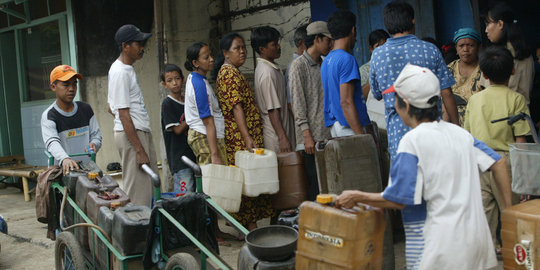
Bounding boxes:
[483,3,535,105]
[446,28,483,126]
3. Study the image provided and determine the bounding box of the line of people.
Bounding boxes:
[40,0,536,268]
[333,2,535,270]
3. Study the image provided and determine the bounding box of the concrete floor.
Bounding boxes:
[0,186,54,269]
[0,185,503,269]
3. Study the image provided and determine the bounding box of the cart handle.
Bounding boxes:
[181,156,201,177]
[490,112,527,125]
[141,164,161,188]
[491,112,539,144]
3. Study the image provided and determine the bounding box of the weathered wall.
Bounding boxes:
[76,0,310,171]
[162,0,310,77]
[75,0,158,170]
[227,0,311,74]
[83,36,160,170]
[162,0,220,72]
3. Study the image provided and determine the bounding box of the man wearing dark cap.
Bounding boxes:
[107,24,157,207]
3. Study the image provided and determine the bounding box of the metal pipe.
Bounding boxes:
[181,156,201,177]
[141,164,161,188]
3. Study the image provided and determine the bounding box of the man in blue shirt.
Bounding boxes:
[369,2,459,268]
[321,10,372,138]
[370,0,458,161]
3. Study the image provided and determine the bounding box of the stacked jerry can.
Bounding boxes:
[236,149,280,196]
[273,151,308,210]
[313,134,394,269]
[296,195,385,269]
[74,173,119,249]
[202,149,284,213]
[501,199,540,269]
[201,164,244,212]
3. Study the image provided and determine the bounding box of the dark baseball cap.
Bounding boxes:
[114,24,152,46]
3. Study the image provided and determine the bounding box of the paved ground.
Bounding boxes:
[0,186,54,270]
[0,185,503,269]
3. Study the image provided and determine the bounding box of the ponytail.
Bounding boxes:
[184,42,208,72]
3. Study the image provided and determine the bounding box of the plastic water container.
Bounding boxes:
[112,205,151,256]
[90,206,116,270]
[98,206,115,237]
[322,134,382,194]
[296,195,385,269]
[509,143,540,195]
[366,91,386,130]
[62,171,87,197]
[86,188,130,224]
[501,199,540,269]
[201,164,243,213]
[314,142,328,194]
[75,173,119,212]
[272,152,307,210]
[235,149,279,197]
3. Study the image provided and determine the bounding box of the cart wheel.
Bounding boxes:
[165,252,199,270]
[55,232,85,270]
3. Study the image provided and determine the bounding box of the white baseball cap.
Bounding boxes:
[306,21,332,39]
[382,63,440,109]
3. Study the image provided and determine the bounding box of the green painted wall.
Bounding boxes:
[0,31,23,157]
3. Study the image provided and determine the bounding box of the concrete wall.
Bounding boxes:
[78,0,310,172]
[83,37,160,170]
[75,0,156,170]
[162,0,220,71]
[228,0,311,74]
[161,0,310,76]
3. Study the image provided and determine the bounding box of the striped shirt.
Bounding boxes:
[41,101,101,165]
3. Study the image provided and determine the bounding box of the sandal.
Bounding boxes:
[495,246,503,260]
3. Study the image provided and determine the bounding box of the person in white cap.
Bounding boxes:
[336,64,512,270]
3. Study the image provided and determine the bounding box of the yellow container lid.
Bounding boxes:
[255,148,265,155]
[88,172,98,179]
[110,202,121,209]
[316,194,334,204]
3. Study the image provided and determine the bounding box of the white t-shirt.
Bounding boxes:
[107,59,151,132]
[382,121,498,270]
[184,72,225,138]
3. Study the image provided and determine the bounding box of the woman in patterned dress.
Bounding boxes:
[215,32,275,231]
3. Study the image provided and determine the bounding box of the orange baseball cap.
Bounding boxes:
[50,65,82,84]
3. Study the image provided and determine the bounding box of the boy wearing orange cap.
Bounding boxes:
[41,65,102,174]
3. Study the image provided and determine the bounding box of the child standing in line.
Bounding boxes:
[184,42,228,166]
[464,46,531,252]
[160,64,197,195]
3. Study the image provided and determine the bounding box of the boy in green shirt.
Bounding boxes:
[464,46,530,252]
